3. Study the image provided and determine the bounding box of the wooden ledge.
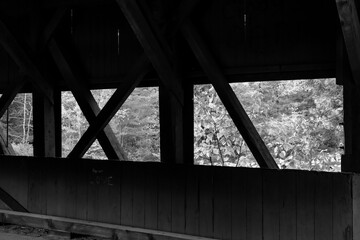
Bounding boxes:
[0,209,217,240]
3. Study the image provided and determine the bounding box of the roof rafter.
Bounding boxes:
[181,20,279,169]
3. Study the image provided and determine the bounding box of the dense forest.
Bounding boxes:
[2,78,343,172]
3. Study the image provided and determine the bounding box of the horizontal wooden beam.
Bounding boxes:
[0,19,53,103]
[48,39,127,160]
[0,209,215,240]
[68,55,151,158]
[336,0,360,85]
[181,21,278,169]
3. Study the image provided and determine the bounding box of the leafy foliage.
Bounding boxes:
[194,79,343,171]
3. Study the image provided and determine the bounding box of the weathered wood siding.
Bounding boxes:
[0,156,356,239]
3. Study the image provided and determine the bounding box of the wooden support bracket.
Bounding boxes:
[181,21,278,169]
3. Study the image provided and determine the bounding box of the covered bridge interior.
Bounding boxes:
[0,0,359,239]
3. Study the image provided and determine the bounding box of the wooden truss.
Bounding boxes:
[0,0,280,168]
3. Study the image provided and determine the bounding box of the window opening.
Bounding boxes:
[194,79,343,172]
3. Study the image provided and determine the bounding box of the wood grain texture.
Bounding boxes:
[279,171,296,240]
[296,171,315,240]
[333,173,353,240]
[314,172,332,240]
[263,169,279,240]
[246,169,262,240]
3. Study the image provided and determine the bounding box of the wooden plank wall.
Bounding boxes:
[0,156,355,239]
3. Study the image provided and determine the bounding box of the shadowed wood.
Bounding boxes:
[336,0,360,85]
[47,39,127,160]
[116,0,184,105]
[0,157,357,239]
[33,89,56,157]
[41,7,68,47]
[0,73,25,118]
[0,209,217,240]
[0,188,28,212]
[0,20,53,103]
[181,21,278,169]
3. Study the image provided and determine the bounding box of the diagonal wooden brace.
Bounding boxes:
[181,20,278,169]
[48,39,128,160]
[67,55,151,158]
[116,0,184,106]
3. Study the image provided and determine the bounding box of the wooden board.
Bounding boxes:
[314,172,332,240]
[296,171,315,240]
[185,166,199,236]
[263,169,279,240]
[132,163,145,228]
[333,173,353,239]
[246,168,262,240]
[157,165,172,232]
[171,165,186,233]
[198,166,214,238]
[231,168,246,240]
[213,167,231,240]
[144,163,158,230]
[279,170,296,240]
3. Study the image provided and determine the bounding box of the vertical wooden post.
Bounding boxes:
[183,80,194,165]
[54,90,62,158]
[159,83,184,164]
[33,88,56,157]
[339,28,360,172]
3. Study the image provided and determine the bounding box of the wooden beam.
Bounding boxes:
[336,0,360,85]
[54,89,62,158]
[0,19,53,103]
[181,21,278,169]
[33,90,56,157]
[68,55,151,158]
[0,189,28,213]
[0,209,215,240]
[41,7,68,47]
[116,0,184,106]
[47,39,127,160]
[0,73,25,119]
